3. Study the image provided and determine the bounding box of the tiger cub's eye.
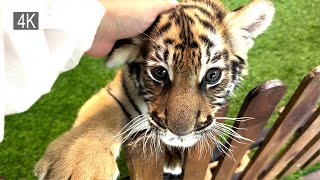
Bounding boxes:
[205,68,222,85]
[151,66,168,81]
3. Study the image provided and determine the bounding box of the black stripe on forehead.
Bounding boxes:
[175,44,184,50]
[194,14,215,32]
[180,5,214,19]
[190,41,198,48]
[173,51,184,71]
[182,14,195,24]
[164,38,174,45]
[199,35,215,59]
[207,50,229,64]
[199,35,215,48]
[215,10,225,23]
[179,9,194,45]
[192,0,226,22]
[198,18,215,32]
[158,22,172,34]
[155,51,162,61]
[163,49,169,61]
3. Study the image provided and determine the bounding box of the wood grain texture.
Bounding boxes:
[212,80,287,180]
[262,107,320,179]
[240,66,320,180]
[280,135,320,178]
[125,139,165,180]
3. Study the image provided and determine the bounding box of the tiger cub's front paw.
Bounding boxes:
[34,136,121,180]
[34,150,119,180]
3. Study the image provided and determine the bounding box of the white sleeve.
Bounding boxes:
[0,0,105,142]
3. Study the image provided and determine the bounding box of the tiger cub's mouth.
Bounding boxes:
[148,117,215,147]
[158,130,203,147]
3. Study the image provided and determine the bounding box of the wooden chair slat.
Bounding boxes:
[212,80,287,180]
[125,141,165,180]
[262,107,320,179]
[240,67,320,180]
[182,140,216,180]
[182,106,229,180]
[280,135,320,178]
[303,152,320,170]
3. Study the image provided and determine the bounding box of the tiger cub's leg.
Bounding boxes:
[34,89,127,180]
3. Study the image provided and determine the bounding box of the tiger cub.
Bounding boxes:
[34,0,274,179]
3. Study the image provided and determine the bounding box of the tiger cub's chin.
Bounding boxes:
[159,130,201,148]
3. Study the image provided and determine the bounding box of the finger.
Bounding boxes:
[154,0,180,14]
[166,0,180,5]
[85,40,115,57]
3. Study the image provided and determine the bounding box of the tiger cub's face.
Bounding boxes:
[107,0,274,147]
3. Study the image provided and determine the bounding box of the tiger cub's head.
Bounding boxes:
[107,0,274,147]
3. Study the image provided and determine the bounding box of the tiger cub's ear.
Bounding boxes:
[224,0,275,59]
[105,36,144,68]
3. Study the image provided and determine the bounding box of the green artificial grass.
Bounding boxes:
[1,0,319,179]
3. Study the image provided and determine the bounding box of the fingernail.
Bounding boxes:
[168,0,179,5]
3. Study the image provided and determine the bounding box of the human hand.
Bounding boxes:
[86,0,179,57]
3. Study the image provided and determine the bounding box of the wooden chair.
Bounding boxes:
[124,66,320,180]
